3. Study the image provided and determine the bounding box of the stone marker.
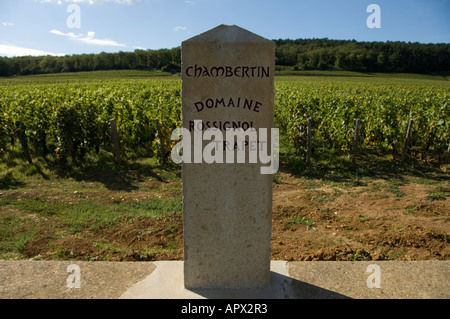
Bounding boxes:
[181,24,275,288]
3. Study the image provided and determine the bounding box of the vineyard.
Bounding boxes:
[0,72,181,166]
[0,71,449,262]
[0,71,449,167]
[275,76,450,164]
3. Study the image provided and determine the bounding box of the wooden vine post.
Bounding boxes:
[109,119,122,164]
[155,118,166,164]
[352,118,361,165]
[306,117,312,165]
[446,142,450,163]
[402,119,414,161]
[15,121,33,165]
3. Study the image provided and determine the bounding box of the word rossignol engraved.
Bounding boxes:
[188,120,254,132]
[171,120,279,174]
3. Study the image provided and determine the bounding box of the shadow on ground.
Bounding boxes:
[281,149,449,185]
[187,272,351,299]
[0,172,25,190]
[53,155,180,191]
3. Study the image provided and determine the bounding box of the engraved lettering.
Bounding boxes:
[184,65,270,78]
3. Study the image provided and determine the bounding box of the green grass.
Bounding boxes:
[308,190,336,203]
[274,70,449,87]
[348,249,371,261]
[275,69,374,77]
[60,202,121,233]
[1,195,182,235]
[426,186,450,201]
[358,215,372,223]
[404,204,418,215]
[382,184,405,198]
[0,70,174,85]
[290,216,317,230]
[0,212,36,256]
[121,197,182,215]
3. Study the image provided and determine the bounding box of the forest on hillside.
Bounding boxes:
[0,38,449,76]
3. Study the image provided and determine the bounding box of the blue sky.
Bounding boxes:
[0,0,449,57]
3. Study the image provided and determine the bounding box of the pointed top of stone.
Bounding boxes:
[183,24,273,44]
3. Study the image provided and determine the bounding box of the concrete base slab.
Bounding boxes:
[119,261,293,299]
[1,260,448,299]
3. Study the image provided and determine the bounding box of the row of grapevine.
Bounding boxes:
[1,76,449,166]
[0,79,181,164]
[275,78,450,161]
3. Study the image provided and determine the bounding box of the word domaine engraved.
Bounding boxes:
[194,97,262,113]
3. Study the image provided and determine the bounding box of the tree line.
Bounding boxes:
[0,48,181,77]
[275,38,450,74]
[0,39,449,76]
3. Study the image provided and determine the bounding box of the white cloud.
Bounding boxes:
[2,22,14,26]
[174,26,187,32]
[0,44,64,57]
[38,0,140,4]
[80,31,126,46]
[50,29,81,37]
[50,29,126,47]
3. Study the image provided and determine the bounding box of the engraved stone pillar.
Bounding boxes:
[182,24,275,288]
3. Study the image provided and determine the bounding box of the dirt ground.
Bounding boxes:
[270,172,449,261]
[21,168,449,262]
